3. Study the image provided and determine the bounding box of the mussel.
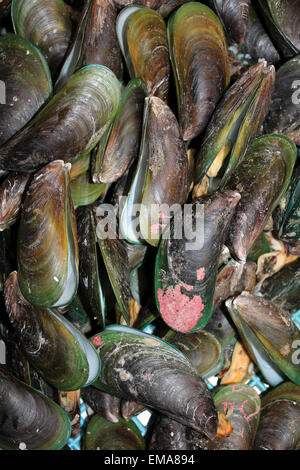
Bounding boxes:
[254,382,300,450]
[116,5,170,100]
[155,190,241,333]
[226,292,300,386]
[17,160,79,308]
[168,2,230,140]
[0,34,52,147]
[91,325,218,438]
[12,0,72,76]
[0,65,121,173]
[4,271,101,391]
[0,366,71,450]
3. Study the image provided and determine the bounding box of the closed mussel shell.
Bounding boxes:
[155,190,241,333]
[0,366,71,450]
[0,34,52,147]
[0,65,121,173]
[225,134,297,262]
[264,55,300,145]
[12,0,72,76]
[254,382,300,450]
[116,5,170,100]
[76,205,106,329]
[17,160,79,308]
[255,0,300,59]
[91,325,218,439]
[168,2,230,140]
[92,78,147,184]
[84,414,145,450]
[209,0,250,44]
[4,271,101,391]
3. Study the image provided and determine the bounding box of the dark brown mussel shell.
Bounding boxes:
[168,2,230,141]
[92,78,147,184]
[264,55,300,145]
[0,34,52,147]
[0,172,30,231]
[243,5,280,64]
[95,207,133,325]
[56,0,122,90]
[0,366,71,450]
[254,258,300,315]
[225,134,297,262]
[155,190,241,333]
[0,65,121,173]
[84,414,145,450]
[193,384,261,450]
[149,414,193,450]
[4,271,101,391]
[254,0,300,59]
[254,382,300,450]
[17,160,79,308]
[193,61,275,191]
[120,96,189,247]
[12,0,72,76]
[91,325,218,439]
[226,293,300,386]
[81,387,121,423]
[116,5,169,100]
[76,205,106,329]
[209,0,250,44]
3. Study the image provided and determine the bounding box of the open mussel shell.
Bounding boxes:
[254,258,300,315]
[0,366,71,450]
[116,5,169,100]
[209,0,250,44]
[168,2,230,141]
[84,414,145,450]
[92,78,147,184]
[121,95,189,246]
[193,61,275,190]
[17,160,79,308]
[264,56,300,145]
[0,34,52,147]
[91,325,218,439]
[226,293,300,386]
[254,0,300,59]
[0,65,121,173]
[76,206,106,329]
[0,172,30,231]
[12,0,72,76]
[4,271,101,391]
[164,329,223,379]
[149,414,192,450]
[56,0,122,90]
[155,190,241,333]
[254,382,300,450]
[198,384,261,450]
[225,134,297,262]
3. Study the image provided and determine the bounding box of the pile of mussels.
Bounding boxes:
[0,0,299,451]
